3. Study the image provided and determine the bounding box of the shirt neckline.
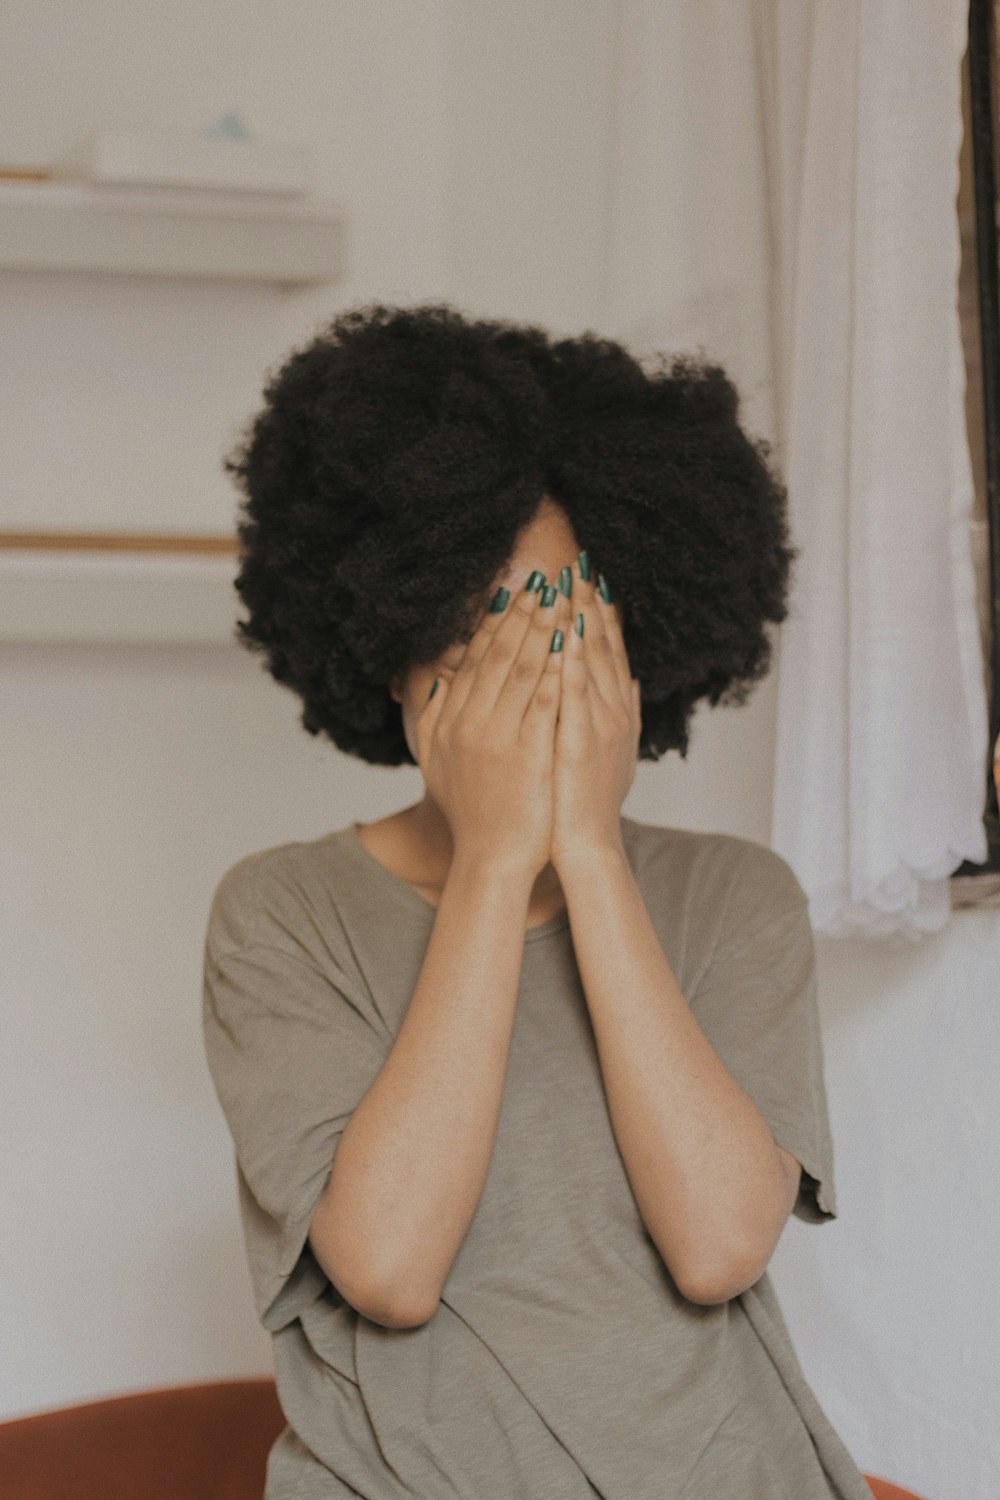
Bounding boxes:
[336,821,572,943]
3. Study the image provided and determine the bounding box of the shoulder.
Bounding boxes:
[621,815,806,912]
[204,829,346,957]
[620,816,809,972]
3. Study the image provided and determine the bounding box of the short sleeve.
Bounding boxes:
[201,858,391,1330]
[688,845,838,1224]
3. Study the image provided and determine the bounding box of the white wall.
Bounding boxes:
[2,5,997,1498]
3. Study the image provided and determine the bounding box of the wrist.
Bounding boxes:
[551,836,628,880]
[447,845,540,898]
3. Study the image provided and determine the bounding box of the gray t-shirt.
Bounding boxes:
[201,814,872,1499]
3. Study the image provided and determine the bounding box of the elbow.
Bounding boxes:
[669,1164,793,1306]
[352,1283,440,1329]
[671,1184,792,1305]
[320,1252,440,1328]
[309,1221,440,1328]
[679,1272,744,1307]
[678,1266,753,1306]
[675,1245,769,1307]
[308,1172,443,1328]
[356,1258,441,1326]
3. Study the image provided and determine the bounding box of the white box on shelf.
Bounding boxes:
[51,129,314,196]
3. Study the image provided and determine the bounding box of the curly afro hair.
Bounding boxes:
[223,300,796,766]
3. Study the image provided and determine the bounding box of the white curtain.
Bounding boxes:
[602,0,990,939]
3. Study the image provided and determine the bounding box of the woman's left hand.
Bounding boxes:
[551,556,642,870]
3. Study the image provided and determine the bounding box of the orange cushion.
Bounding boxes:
[0,1382,932,1500]
[0,1378,286,1500]
[863,1476,931,1500]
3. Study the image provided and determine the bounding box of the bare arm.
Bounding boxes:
[546,554,800,1306]
[308,569,570,1328]
[307,852,535,1328]
[557,842,800,1306]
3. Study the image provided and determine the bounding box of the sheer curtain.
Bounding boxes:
[601,0,990,938]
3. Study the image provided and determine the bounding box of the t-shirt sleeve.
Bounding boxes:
[687,841,838,1224]
[201,855,391,1330]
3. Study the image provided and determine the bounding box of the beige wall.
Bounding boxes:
[2,5,997,1495]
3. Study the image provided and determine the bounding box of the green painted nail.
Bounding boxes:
[525,570,546,592]
[550,628,564,652]
[578,550,591,581]
[489,585,510,613]
[575,611,584,637]
[597,572,612,604]
[558,565,572,597]
[429,676,439,699]
[539,584,557,607]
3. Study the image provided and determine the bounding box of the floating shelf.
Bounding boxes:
[0,541,242,643]
[0,179,347,288]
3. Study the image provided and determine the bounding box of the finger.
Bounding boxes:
[414,579,533,763]
[591,565,631,702]
[566,556,624,719]
[560,577,594,743]
[493,575,568,733]
[520,597,566,750]
[470,570,563,735]
[441,573,545,727]
[414,666,451,774]
[461,572,558,728]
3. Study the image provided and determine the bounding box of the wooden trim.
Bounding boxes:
[957,0,1000,873]
[0,531,239,555]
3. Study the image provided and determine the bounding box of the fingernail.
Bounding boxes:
[539,584,558,607]
[574,611,584,637]
[550,628,564,652]
[524,570,546,592]
[558,565,572,598]
[577,550,591,581]
[597,572,612,604]
[428,676,439,699]
[488,586,510,613]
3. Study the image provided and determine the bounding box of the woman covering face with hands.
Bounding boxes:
[203,302,875,1500]
[416,549,641,888]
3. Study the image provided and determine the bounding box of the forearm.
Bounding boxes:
[557,841,791,1304]
[311,852,535,1325]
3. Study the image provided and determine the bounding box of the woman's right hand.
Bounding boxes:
[415,575,573,880]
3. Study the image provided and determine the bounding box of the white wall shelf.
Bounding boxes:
[0,549,242,644]
[0,179,347,288]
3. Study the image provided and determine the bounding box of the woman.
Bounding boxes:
[202,303,874,1498]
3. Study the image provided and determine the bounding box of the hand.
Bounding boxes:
[415,574,565,880]
[550,556,641,870]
